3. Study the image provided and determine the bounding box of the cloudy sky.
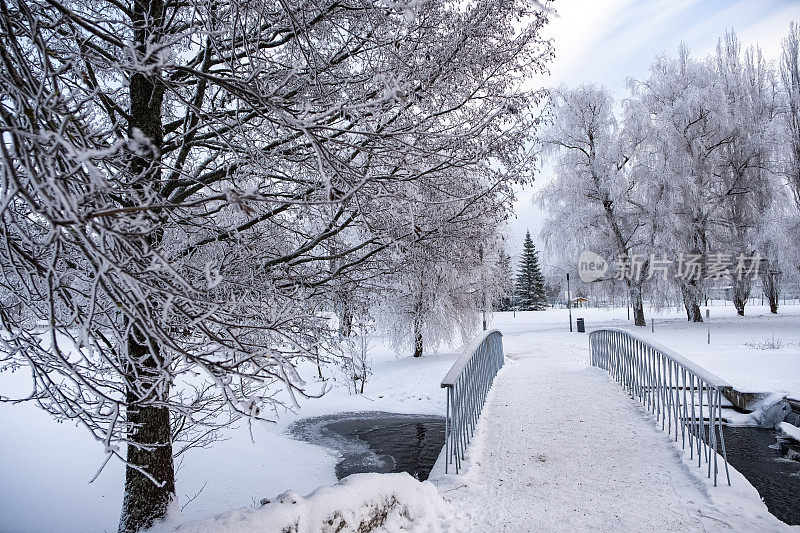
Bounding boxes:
[507,0,800,259]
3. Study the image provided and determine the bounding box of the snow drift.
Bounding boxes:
[154,473,455,533]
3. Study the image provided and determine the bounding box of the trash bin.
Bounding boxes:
[576,318,585,333]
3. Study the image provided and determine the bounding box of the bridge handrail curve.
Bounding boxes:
[589,327,732,389]
[589,327,731,486]
[440,329,504,474]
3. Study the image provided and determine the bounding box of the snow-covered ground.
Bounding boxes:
[1,304,798,531]
[153,473,455,533]
[499,303,800,399]
[0,332,460,532]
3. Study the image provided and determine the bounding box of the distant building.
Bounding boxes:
[572,297,589,308]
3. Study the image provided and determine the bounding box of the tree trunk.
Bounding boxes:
[762,271,780,314]
[680,282,703,322]
[119,334,175,533]
[413,317,423,358]
[412,275,424,358]
[120,0,171,528]
[627,280,646,327]
[338,304,353,337]
[732,276,751,316]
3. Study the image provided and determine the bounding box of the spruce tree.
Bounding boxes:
[515,231,547,310]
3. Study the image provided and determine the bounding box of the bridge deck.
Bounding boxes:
[434,328,789,531]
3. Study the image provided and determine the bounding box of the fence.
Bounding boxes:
[589,328,731,486]
[441,329,504,474]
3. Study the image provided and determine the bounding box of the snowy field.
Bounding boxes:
[0,330,459,532]
[517,302,800,399]
[1,305,799,531]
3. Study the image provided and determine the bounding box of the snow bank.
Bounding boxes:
[724,392,791,427]
[781,421,800,442]
[154,473,456,533]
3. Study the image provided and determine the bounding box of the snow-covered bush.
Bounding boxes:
[743,335,786,350]
[340,324,373,394]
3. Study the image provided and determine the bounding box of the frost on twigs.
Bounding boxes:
[743,335,787,350]
[0,0,552,527]
[539,29,799,321]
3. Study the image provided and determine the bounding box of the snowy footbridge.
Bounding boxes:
[435,328,781,530]
[441,328,729,482]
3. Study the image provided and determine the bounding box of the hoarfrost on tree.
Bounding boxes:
[0,0,553,530]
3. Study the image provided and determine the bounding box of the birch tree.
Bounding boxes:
[495,247,515,311]
[779,22,800,295]
[629,46,734,321]
[632,36,783,317]
[377,165,515,357]
[711,33,781,315]
[781,22,800,211]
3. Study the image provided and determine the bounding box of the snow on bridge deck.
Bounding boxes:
[430,328,792,532]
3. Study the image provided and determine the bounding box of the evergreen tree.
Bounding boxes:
[515,231,547,310]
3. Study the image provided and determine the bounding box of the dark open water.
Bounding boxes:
[288,412,445,481]
[721,426,800,525]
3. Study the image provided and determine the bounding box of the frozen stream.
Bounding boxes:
[288,412,445,481]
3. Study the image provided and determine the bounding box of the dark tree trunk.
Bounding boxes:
[120,0,172,529]
[689,302,702,322]
[732,276,751,317]
[413,318,423,358]
[412,275,424,358]
[732,295,746,316]
[762,271,780,314]
[119,334,175,533]
[339,305,353,337]
[627,280,646,327]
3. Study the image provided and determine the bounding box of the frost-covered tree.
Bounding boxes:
[630,35,784,317]
[710,34,781,315]
[377,167,515,357]
[381,234,487,358]
[778,22,800,293]
[781,22,800,212]
[539,85,655,325]
[495,248,515,311]
[539,30,798,321]
[630,46,736,322]
[0,0,552,529]
[514,231,547,310]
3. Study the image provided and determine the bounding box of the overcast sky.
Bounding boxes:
[506,0,800,260]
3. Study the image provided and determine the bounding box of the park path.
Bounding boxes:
[437,329,789,532]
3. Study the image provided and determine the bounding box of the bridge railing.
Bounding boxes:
[589,328,731,486]
[441,329,504,474]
